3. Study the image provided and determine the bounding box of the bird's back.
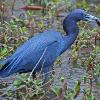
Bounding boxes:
[12,30,62,56]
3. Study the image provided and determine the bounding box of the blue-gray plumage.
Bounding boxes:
[0,9,99,82]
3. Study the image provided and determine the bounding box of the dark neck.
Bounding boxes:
[63,16,79,35]
[61,17,79,53]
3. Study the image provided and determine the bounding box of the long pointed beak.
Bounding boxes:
[85,14,100,22]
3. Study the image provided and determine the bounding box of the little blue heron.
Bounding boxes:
[0,9,99,82]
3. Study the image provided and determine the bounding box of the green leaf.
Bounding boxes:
[64,90,72,100]
[59,76,65,82]
[51,86,62,97]
[13,80,22,87]
[73,80,81,98]
[33,79,42,86]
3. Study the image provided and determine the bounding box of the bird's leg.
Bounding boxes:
[32,71,36,80]
[42,66,52,90]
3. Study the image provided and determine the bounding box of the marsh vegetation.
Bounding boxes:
[0,0,100,100]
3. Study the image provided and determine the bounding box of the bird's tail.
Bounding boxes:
[0,58,14,78]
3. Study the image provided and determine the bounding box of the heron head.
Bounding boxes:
[69,9,100,23]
